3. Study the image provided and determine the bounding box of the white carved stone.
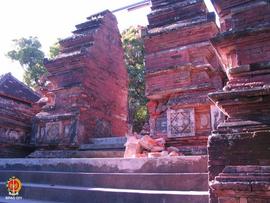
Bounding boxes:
[45,121,62,143]
[167,108,195,137]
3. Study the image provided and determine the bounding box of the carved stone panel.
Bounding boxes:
[0,127,25,143]
[45,122,62,144]
[197,112,211,130]
[167,108,195,138]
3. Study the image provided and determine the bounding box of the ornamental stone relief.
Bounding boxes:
[167,108,195,138]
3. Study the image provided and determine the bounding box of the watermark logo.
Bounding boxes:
[5,176,23,200]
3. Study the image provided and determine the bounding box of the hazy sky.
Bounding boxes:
[0,0,215,81]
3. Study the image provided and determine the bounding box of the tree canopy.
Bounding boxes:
[121,26,148,133]
[49,41,60,59]
[7,37,60,88]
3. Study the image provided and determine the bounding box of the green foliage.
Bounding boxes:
[7,37,47,87]
[49,40,60,59]
[121,26,148,132]
[7,37,60,88]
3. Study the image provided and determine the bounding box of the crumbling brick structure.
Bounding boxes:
[0,73,40,157]
[31,10,128,147]
[143,0,226,155]
[208,0,270,202]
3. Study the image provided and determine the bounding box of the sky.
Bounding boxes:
[0,0,215,81]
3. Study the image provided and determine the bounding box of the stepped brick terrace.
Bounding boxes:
[32,10,128,149]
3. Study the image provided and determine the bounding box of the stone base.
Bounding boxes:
[208,127,270,202]
[28,137,127,158]
[80,136,126,150]
[27,149,124,158]
[210,166,270,203]
[0,144,35,158]
[166,136,208,155]
[31,112,80,146]
[208,128,270,179]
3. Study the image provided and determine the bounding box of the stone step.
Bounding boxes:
[27,150,124,158]
[0,156,208,173]
[0,170,208,191]
[0,182,209,203]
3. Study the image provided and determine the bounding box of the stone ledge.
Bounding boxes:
[208,86,270,101]
[228,61,270,77]
[211,23,270,44]
[144,14,216,37]
[210,166,270,198]
[0,156,208,173]
[147,82,213,99]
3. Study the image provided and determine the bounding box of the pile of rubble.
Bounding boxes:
[124,134,183,158]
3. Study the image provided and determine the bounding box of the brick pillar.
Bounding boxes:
[208,0,270,202]
[144,0,226,155]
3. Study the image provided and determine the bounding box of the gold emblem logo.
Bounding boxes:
[6,176,22,196]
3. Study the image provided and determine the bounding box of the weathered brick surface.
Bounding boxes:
[144,0,225,155]
[210,166,270,203]
[208,0,270,202]
[0,97,34,143]
[32,10,128,147]
[0,73,39,157]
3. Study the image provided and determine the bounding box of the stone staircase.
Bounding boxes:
[0,156,209,203]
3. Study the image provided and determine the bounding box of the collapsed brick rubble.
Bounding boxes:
[124,134,182,158]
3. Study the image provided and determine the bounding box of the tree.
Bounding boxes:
[49,40,60,59]
[7,37,47,87]
[121,26,148,133]
[7,37,60,88]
